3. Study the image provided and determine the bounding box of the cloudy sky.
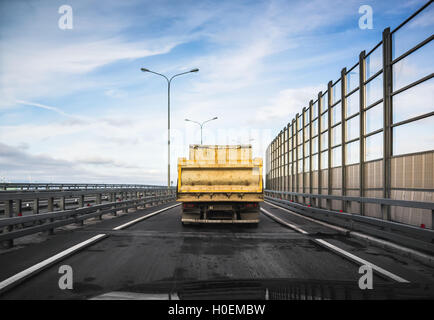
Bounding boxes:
[0,0,431,184]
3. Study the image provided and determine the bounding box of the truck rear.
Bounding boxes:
[177,145,263,224]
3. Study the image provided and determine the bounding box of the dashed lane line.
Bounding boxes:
[112,203,181,230]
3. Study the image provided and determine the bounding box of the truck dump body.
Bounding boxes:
[177,145,263,224]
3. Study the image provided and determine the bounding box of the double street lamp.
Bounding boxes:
[140,67,199,188]
[185,117,218,144]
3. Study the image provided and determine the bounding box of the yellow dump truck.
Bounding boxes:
[177,145,263,224]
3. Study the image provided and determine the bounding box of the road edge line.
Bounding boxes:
[260,208,309,234]
[313,238,409,283]
[265,200,434,268]
[261,204,410,283]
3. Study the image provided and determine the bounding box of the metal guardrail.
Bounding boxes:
[0,183,171,191]
[0,186,172,216]
[0,188,165,201]
[265,190,434,254]
[0,192,176,248]
[266,190,434,210]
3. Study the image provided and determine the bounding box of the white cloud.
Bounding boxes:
[0,36,183,109]
[104,89,128,99]
[15,99,82,119]
[251,85,324,128]
[3,0,414,184]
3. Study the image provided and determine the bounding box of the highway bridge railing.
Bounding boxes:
[0,186,175,216]
[0,187,176,248]
[0,183,168,191]
[265,190,434,254]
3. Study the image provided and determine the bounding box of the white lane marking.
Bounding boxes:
[113,203,180,230]
[0,234,107,293]
[265,200,349,233]
[90,291,175,300]
[261,208,309,234]
[266,200,434,268]
[314,239,409,283]
[261,205,410,283]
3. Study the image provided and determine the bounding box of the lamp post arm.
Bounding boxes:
[145,70,170,83]
[186,120,202,126]
[201,118,217,126]
[169,71,194,83]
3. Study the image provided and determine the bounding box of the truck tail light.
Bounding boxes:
[245,203,258,208]
[183,203,196,209]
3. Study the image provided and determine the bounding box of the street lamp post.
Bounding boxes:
[141,67,199,189]
[185,117,218,144]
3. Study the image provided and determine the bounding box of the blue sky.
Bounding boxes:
[0,0,431,184]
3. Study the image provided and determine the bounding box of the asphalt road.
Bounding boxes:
[0,201,433,299]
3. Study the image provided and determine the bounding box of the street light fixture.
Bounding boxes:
[185,117,218,144]
[141,67,199,188]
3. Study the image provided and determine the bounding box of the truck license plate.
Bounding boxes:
[209,204,233,211]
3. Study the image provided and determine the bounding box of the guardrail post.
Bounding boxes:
[77,194,84,226]
[123,192,128,213]
[47,197,54,235]
[2,200,14,248]
[60,196,65,211]
[112,193,118,216]
[16,199,22,217]
[135,191,139,210]
[78,195,84,208]
[112,202,117,216]
[96,193,102,220]
[381,203,391,223]
[47,197,54,212]
[33,198,39,214]
[144,191,149,207]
